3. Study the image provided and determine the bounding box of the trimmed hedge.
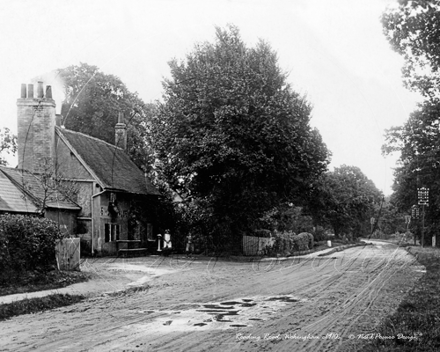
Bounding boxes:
[0,214,64,284]
[266,231,314,256]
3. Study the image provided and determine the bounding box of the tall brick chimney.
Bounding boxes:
[115,111,127,150]
[17,82,56,171]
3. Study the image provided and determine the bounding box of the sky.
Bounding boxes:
[0,0,422,195]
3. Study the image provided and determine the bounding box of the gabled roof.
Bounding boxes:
[0,166,81,211]
[56,127,159,196]
[0,168,38,213]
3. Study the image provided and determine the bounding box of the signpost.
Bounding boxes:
[411,205,419,245]
[411,205,420,219]
[417,187,429,247]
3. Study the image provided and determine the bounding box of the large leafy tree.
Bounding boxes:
[382,0,440,100]
[309,165,382,237]
[382,1,440,243]
[0,127,17,166]
[152,26,330,245]
[58,63,155,171]
[382,102,440,239]
[376,197,408,235]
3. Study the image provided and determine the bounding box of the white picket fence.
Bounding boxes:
[242,235,275,256]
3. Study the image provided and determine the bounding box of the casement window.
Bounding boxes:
[104,223,120,242]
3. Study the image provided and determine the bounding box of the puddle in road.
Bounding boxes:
[265,296,299,303]
[131,294,304,333]
[106,263,177,276]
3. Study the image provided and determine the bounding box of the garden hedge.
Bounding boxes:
[0,214,64,283]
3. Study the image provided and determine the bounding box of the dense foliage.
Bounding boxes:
[376,197,408,235]
[382,0,440,100]
[58,63,155,171]
[257,205,314,233]
[308,165,382,237]
[382,1,440,243]
[0,127,17,166]
[383,103,440,204]
[0,214,64,283]
[267,231,314,256]
[152,26,330,247]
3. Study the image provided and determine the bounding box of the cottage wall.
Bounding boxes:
[55,134,94,180]
[45,209,77,236]
[54,134,97,251]
[92,193,101,254]
[92,192,155,255]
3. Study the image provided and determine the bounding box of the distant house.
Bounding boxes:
[0,81,160,256]
[0,165,81,235]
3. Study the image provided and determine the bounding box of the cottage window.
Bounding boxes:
[104,223,120,242]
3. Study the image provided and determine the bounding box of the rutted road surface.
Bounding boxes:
[0,241,424,352]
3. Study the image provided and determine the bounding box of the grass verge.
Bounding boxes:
[0,270,92,297]
[0,293,85,321]
[360,247,440,351]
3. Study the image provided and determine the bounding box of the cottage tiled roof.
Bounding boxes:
[57,128,160,196]
[0,168,39,213]
[0,166,81,211]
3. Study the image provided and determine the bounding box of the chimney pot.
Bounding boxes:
[118,111,124,124]
[17,83,56,172]
[46,85,53,99]
[28,84,34,98]
[115,111,127,150]
[37,81,44,98]
[21,84,27,98]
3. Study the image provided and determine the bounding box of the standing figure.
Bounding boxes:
[186,233,194,257]
[162,229,172,256]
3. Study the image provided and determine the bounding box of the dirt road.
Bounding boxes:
[0,242,424,352]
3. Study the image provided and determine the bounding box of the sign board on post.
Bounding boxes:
[412,205,420,219]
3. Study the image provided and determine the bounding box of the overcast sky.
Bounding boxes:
[0,0,421,194]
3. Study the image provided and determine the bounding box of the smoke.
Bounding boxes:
[31,70,66,114]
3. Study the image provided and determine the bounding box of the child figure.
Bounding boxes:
[161,229,172,256]
[163,229,172,249]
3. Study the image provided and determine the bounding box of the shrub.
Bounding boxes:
[265,231,314,256]
[294,232,314,251]
[0,214,64,284]
[312,226,328,241]
[253,229,272,238]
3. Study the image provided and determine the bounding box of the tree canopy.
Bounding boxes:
[58,63,155,171]
[382,101,440,229]
[151,26,330,244]
[382,0,440,100]
[382,1,440,243]
[308,165,382,237]
[0,127,17,166]
[382,2,440,207]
